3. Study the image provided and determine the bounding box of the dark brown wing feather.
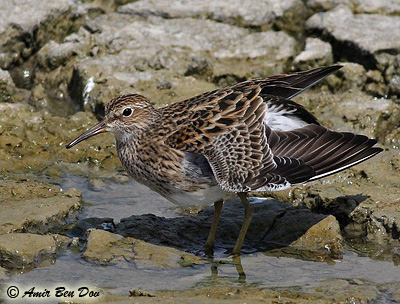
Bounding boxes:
[259,65,342,99]
[162,65,381,192]
[162,66,340,126]
[162,66,341,149]
[266,124,382,182]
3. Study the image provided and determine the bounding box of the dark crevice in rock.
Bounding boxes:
[306,29,378,70]
[392,222,400,240]
[260,209,287,241]
[8,58,37,90]
[68,68,85,108]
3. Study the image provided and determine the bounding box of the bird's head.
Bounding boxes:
[66,94,156,149]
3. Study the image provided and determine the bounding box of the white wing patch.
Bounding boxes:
[263,102,309,131]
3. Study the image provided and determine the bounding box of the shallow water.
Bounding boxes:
[6,244,400,296]
[4,175,400,300]
[60,175,180,221]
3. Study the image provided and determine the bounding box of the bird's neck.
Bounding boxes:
[115,108,161,153]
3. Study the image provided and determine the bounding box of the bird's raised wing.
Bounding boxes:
[163,86,316,192]
[161,66,344,192]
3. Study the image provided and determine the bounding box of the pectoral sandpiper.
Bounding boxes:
[67,65,382,255]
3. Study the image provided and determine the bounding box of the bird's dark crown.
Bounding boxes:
[105,94,153,115]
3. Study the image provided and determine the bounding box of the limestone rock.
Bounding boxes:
[352,0,400,14]
[83,229,203,268]
[0,233,66,269]
[336,62,367,91]
[306,0,400,15]
[0,0,81,68]
[0,180,82,234]
[119,0,307,33]
[290,215,343,254]
[294,37,333,69]
[306,5,400,69]
[65,13,297,111]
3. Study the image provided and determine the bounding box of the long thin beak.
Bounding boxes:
[66,120,108,149]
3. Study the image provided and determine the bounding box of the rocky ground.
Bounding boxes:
[1,0,400,303]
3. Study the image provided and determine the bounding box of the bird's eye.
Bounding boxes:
[122,107,133,117]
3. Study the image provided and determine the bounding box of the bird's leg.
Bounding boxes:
[232,255,246,283]
[232,192,253,256]
[205,199,223,256]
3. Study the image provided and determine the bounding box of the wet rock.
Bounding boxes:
[131,282,379,304]
[69,217,116,239]
[0,233,68,269]
[0,266,8,280]
[156,79,172,90]
[353,194,400,245]
[290,215,343,254]
[0,103,120,178]
[0,180,82,234]
[366,70,384,84]
[391,284,400,303]
[83,229,203,268]
[83,229,134,264]
[0,69,16,102]
[306,5,400,69]
[293,37,333,70]
[305,0,351,12]
[311,278,378,303]
[0,0,83,69]
[364,83,387,97]
[120,0,308,33]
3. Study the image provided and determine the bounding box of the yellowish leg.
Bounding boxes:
[232,255,246,283]
[232,193,253,256]
[205,199,223,256]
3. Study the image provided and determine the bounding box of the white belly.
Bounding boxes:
[164,185,229,208]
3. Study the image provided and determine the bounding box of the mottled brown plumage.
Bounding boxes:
[66,65,382,255]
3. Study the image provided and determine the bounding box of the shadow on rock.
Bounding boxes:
[111,197,343,258]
